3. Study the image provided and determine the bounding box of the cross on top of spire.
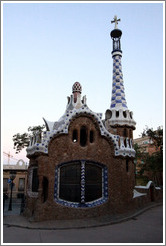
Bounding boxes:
[111,15,121,29]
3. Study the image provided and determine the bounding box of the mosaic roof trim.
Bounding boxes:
[26,82,135,158]
[26,104,135,158]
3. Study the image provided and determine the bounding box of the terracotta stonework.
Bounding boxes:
[25,114,136,221]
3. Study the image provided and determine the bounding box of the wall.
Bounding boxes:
[24,115,135,221]
[3,170,28,198]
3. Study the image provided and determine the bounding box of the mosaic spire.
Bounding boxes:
[110,55,128,110]
[105,16,136,129]
[110,16,127,110]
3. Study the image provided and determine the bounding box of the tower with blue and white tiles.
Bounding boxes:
[105,16,136,138]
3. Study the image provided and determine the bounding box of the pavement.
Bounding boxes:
[3,203,163,243]
[3,199,163,229]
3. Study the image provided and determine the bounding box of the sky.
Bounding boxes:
[2,1,164,165]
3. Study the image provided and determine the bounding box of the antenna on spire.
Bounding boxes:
[111,15,121,29]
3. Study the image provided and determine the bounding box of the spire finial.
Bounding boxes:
[111,15,121,29]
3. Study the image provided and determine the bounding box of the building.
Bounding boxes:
[3,160,28,198]
[134,134,163,186]
[24,16,161,222]
[134,136,155,155]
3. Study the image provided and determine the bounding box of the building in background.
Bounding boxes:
[3,160,28,198]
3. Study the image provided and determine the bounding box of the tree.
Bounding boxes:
[141,125,163,153]
[135,126,163,186]
[13,125,45,154]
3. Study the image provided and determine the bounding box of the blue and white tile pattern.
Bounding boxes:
[110,55,128,110]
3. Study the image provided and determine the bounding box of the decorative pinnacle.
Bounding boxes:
[111,15,121,29]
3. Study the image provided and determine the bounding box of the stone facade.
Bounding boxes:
[25,113,136,221]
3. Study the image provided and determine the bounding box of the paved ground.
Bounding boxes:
[3,203,163,244]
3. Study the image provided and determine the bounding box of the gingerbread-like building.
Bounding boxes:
[24,17,138,221]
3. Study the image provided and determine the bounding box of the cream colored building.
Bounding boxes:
[3,160,28,198]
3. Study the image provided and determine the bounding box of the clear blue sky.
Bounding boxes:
[2,1,164,164]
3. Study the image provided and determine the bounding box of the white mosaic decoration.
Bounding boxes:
[26,83,135,158]
[106,43,136,128]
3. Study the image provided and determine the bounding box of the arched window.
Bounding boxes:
[59,162,81,203]
[55,161,108,208]
[85,163,102,202]
[72,129,78,143]
[32,168,39,192]
[123,111,127,118]
[80,126,87,147]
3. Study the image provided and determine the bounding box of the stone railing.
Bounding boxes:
[114,136,135,157]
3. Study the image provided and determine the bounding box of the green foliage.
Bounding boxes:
[141,125,163,152]
[13,125,45,154]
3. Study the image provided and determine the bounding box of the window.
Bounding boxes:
[85,163,102,202]
[80,126,87,147]
[116,111,119,117]
[89,130,94,143]
[32,168,39,192]
[18,178,25,191]
[72,127,95,146]
[42,177,48,202]
[59,163,81,203]
[72,129,78,143]
[123,111,127,118]
[55,161,108,208]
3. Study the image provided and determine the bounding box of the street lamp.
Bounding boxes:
[8,170,16,211]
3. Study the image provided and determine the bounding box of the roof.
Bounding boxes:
[26,83,136,158]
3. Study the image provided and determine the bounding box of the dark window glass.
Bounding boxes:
[32,168,39,192]
[72,129,78,142]
[123,111,127,118]
[59,163,81,202]
[85,163,102,202]
[80,126,87,147]
[116,111,119,117]
[42,177,48,202]
[58,162,104,204]
[90,130,94,143]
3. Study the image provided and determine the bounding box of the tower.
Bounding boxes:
[105,16,136,139]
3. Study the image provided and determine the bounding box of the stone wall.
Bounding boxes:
[24,115,136,221]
